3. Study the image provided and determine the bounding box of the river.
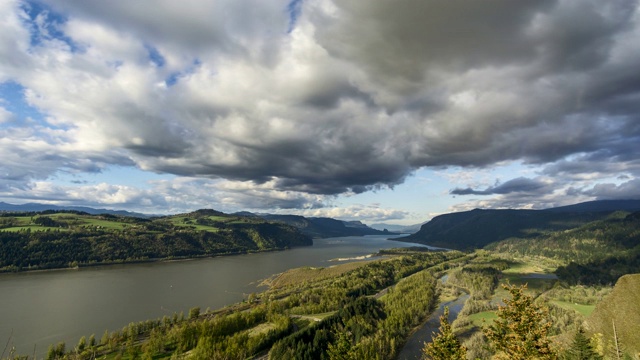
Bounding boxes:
[0,235,424,356]
[396,276,469,360]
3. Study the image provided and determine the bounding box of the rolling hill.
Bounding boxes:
[0,209,311,272]
[240,213,393,238]
[397,200,640,250]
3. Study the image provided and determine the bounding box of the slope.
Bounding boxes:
[584,274,640,356]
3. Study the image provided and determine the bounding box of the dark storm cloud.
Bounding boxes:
[2,0,640,206]
[450,177,549,196]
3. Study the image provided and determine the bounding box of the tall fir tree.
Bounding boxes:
[564,327,602,360]
[484,284,557,360]
[422,307,467,360]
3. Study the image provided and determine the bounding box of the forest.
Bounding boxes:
[2,208,639,359]
[0,209,311,272]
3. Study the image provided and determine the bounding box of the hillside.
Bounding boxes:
[396,208,605,250]
[485,211,640,285]
[0,209,311,272]
[256,214,392,238]
[369,222,424,234]
[0,201,153,218]
[396,200,640,250]
[584,274,640,355]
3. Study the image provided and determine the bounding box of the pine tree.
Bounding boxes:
[484,284,556,360]
[422,307,467,360]
[564,327,602,360]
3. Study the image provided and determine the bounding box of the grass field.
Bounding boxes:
[263,261,371,289]
[550,300,595,316]
[291,311,337,322]
[468,311,497,327]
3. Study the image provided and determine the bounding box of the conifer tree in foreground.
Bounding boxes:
[564,326,602,360]
[422,307,467,360]
[484,284,557,360]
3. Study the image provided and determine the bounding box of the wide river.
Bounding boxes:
[0,235,423,356]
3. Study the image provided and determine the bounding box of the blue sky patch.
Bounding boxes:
[0,81,46,124]
[286,0,304,33]
[145,44,166,67]
[22,0,80,52]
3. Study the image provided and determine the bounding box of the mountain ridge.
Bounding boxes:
[396,199,640,250]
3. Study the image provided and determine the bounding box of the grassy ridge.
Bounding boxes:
[0,209,312,272]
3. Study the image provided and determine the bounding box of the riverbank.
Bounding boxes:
[0,244,310,275]
[0,235,425,357]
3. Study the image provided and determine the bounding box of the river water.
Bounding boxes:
[396,293,469,360]
[0,235,423,356]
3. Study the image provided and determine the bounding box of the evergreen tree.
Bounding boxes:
[422,307,467,360]
[564,327,602,360]
[484,284,556,360]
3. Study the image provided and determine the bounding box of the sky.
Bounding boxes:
[1,0,639,225]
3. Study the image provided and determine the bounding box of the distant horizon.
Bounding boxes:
[1,1,639,226]
[3,198,639,227]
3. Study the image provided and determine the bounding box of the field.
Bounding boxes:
[468,311,497,327]
[261,260,372,288]
[549,300,595,316]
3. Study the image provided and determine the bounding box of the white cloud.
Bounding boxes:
[1,0,639,215]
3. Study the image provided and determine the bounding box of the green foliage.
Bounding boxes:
[188,306,200,320]
[401,208,610,250]
[563,327,602,360]
[422,307,467,360]
[585,274,640,356]
[484,284,557,360]
[269,297,387,359]
[0,210,311,272]
[487,212,640,286]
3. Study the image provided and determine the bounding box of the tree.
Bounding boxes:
[564,327,602,360]
[188,306,200,320]
[77,336,87,351]
[484,284,556,360]
[422,307,467,360]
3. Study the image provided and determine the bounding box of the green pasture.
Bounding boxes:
[550,300,595,316]
[468,311,497,327]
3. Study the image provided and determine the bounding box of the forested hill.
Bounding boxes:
[0,201,152,218]
[397,199,640,250]
[586,274,640,355]
[0,209,311,272]
[243,214,393,238]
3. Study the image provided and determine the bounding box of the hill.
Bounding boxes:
[247,214,392,238]
[0,209,311,272]
[584,274,640,356]
[547,199,640,213]
[0,201,153,218]
[369,222,424,234]
[396,200,640,250]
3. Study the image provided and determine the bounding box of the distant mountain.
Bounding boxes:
[0,202,153,218]
[369,222,424,234]
[396,200,640,250]
[546,199,640,213]
[250,214,393,238]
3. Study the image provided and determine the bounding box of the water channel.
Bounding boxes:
[0,235,425,356]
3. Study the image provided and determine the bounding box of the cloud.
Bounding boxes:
[294,204,410,223]
[0,106,13,123]
[450,177,551,196]
[1,0,640,213]
[579,178,640,200]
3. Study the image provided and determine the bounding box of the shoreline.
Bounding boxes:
[0,245,309,276]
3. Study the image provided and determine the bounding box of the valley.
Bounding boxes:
[1,200,639,359]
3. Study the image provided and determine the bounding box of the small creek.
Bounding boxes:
[396,277,469,360]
